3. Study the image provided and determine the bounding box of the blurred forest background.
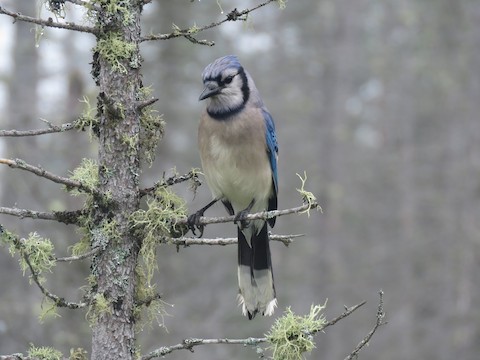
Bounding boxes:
[1,0,480,359]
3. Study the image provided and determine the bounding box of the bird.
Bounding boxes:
[188,55,279,319]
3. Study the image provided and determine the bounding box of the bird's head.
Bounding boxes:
[199,55,250,118]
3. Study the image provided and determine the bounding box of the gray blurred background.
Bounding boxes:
[1,0,479,359]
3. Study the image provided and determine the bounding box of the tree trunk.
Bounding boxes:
[90,2,143,359]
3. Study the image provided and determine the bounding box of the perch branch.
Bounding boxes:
[142,299,367,359]
[164,233,304,247]
[181,202,322,228]
[140,0,278,44]
[0,5,97,35]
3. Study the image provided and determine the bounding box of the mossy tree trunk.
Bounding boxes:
[90,1,143,359]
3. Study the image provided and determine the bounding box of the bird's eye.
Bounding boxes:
[224,75,235,84]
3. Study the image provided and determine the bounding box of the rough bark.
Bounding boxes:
[90,2,143,359]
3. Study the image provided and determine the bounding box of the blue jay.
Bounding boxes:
[189,55,278,319]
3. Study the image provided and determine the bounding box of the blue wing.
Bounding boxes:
[263,108,278,227]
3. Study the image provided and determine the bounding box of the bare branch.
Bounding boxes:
[141,299,366,360]
[0,207,83,225]
[0,121,76,137]
[0,158,98,196]
[344,291,386,360]
[164,233,304,247]
[0,5,97,34]
[140,0,278,44]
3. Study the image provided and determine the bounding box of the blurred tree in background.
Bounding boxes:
[1,0,480,359]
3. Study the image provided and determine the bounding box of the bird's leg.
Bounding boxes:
[234,199,255,229]
[188,198,218,237]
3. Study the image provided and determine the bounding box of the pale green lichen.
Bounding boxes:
[266,303,327,360]
[133,265,170,332]
[90,0,135,26]
[296,171,320,216]
[18,233,56,284]
[39,297,61,323]
[28,344,63,360]
[131,187,187,284]
[138,86,165,166]
[68,158,99,196]
[277,0,287,10]
[69,348,88,360]
[94,32,136,74]
[75,96,99,140]
[86,293,112,326]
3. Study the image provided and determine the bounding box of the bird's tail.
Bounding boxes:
[237,222,277,319]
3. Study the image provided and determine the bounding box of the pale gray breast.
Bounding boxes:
[198,108,273,211]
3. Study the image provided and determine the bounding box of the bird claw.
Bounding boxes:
[187,212,205,238]
[234,210,250,229]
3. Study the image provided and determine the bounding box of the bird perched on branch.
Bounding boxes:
[189,55,279,319]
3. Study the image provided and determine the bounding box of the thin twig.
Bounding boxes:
[0,207,83,225]
[140,0,278,43]
[164,233,304,247]
[0,5,97,35]
[141,300,366,360]
[344,291,386,360]
[0,121,76,137]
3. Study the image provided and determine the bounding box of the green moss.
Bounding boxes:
[266,303,327,360]
[94,32,136,74]
[28,344,63,360]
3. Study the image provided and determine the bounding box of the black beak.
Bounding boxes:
[199,83,221,101]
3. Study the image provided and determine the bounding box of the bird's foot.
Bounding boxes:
[187,211,205,238]
[234,209,251,229]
